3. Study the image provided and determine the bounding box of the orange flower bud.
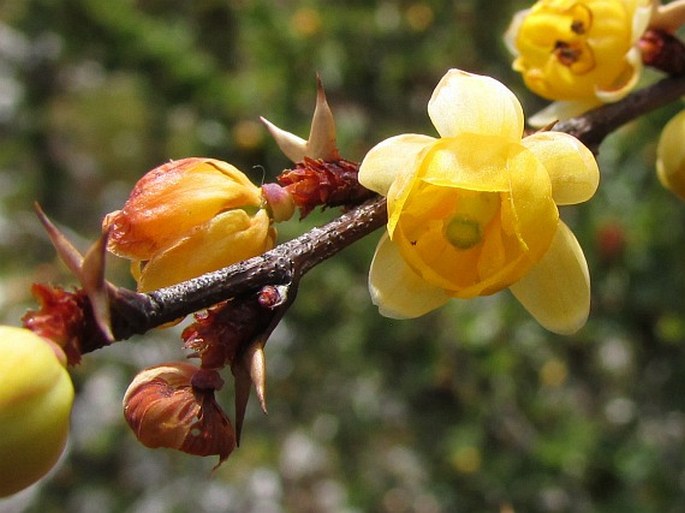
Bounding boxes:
[122,362,235,465]
[104,158,276,291]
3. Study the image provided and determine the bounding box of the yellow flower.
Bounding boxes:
[104,158,276,291]
[656,109,685,201]
[0,326,74,497]
[358,69,600,334]
[505,0,653,125]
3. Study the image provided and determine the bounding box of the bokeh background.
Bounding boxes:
[2,1,685,512]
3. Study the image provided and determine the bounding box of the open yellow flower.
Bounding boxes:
[505,0,653,125]
[358,69,600,334]
[104,158,276,291]
[656,108,685,201]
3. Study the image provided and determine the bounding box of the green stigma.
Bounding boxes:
[444,215,482,249]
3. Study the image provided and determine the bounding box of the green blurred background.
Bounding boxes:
[1,0,685,512]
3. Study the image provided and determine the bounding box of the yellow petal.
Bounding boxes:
[594,47,642,103]
[428,69,524,140]
[368,233,450,319]
[137,209,274,291]
[528,99,602,127]
[358,134,435,196]
[522,132,599,205]
[509,222,590,335]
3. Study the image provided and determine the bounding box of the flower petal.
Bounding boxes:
[594,47,642,103]
[428,69,524,140]
[358,134,435,196]
[368,233,450,319]
[136,209,275,291]
[528,100,600,127]
[509,222,590,335]
[522,132,599,205]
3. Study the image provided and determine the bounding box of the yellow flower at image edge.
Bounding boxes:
[505,0,653,124]
[656,109,685,201]
[359,69,600,334]
[104,158,277,291]
[0,326,73,497]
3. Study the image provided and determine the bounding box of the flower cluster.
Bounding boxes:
[505,0,654,124]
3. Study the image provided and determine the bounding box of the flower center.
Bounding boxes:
[442,190,500,250]
[444,216,482,249]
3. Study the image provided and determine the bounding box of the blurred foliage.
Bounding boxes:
[1,0,685,512]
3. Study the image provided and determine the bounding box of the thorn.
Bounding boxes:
[34,203,114,342]
[246,344,268,414]
[34,203,84,277]
[307,75,340,161]
[82,228,114,341]
[260,116,308,163]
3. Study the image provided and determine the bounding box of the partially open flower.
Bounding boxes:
[0,326,74,497]
[123,362,235,466]
[359,69,599,334]
[505,0,654,125]
[104,158,276,291]
[656,108,685,200]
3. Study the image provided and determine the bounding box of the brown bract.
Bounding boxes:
[123,362,235,466]
[22,284,89,366]
[278,157,375,218]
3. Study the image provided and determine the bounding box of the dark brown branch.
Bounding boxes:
[82,74,685,349]
[553,74,685,151]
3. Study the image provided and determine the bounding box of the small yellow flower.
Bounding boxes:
[104,158,276,291]
[505,0,653,125]
[656,109,685,200]
[0,326,73,497]
[358,69,600,334]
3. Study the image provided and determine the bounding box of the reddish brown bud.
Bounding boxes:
[122,362,235,466]
[639,29,685,76]
[22,284,88,365]
[278,157,375,218]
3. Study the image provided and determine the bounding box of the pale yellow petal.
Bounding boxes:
[509,222,590,335]
[358,134,435,196]
[503,8,529,57]
[522,132,599,205]
[428,69,524,140]
[528,100,599,127]
[368,233,450,319]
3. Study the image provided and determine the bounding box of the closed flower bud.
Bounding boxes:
[0,326,74,497]
[656,109,685,201]
[123,362,235,465]
[103,158,276,291]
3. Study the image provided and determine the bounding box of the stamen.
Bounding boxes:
[444,216,482,249]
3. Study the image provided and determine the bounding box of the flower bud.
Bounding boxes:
[123,362,235,465]
[657,109,685,201]
[104,158,276,291]
[0,326,74,497]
